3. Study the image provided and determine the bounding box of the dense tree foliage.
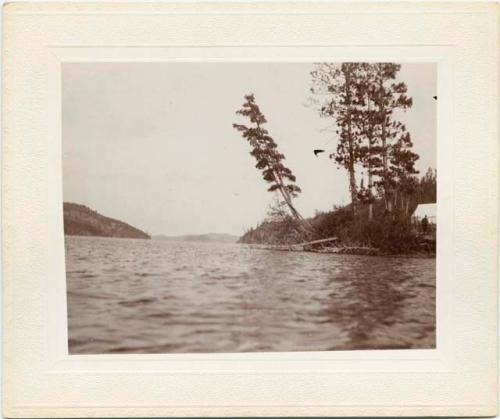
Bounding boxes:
[233,94,307,225]
[310,63,365,211]
[310,62,418,218]
[369,63,415,212]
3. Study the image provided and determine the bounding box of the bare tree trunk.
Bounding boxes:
[345,68,357,214]
[276,183,299,219]
[348,161,357,213]
[381,129,389,211]
[378,73,391,212]
[367,94,374,221]
[273,170,314,237]
[368,170,373,220]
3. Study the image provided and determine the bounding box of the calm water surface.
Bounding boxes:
[66,236,435,354]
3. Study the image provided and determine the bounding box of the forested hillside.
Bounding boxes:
[64,203,150,239]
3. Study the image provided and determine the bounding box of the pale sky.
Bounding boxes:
[62,63,436,236]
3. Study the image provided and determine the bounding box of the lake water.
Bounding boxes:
[65,236,435,354]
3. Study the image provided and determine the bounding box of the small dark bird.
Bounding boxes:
[314,149,325,157]
[433,96,437,100]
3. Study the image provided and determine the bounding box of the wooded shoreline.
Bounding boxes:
[233,63,437,257]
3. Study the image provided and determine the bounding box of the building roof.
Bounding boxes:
[413,203,437,219]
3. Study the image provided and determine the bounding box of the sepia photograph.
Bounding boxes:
[63,62,437,354]
[4,2,499,416]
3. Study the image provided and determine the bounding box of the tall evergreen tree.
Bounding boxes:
[390,131,419,214]
[370,63,413,211]
[233,94,306,224]
[310,63,365,213]
[355,63,381,220]
[310,62,419,218]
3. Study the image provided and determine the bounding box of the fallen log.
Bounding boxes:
[297,236,339,247]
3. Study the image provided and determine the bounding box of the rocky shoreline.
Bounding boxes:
[249,243,435,259]
[318,246,435,258]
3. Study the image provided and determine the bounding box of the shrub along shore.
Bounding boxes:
[239,201,436,257]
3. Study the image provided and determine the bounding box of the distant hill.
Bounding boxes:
[153,233,239,244]
[64,202,150,239]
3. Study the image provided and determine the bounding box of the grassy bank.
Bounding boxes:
[239,201,435,256]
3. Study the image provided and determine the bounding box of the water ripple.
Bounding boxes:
[66,236,436,354]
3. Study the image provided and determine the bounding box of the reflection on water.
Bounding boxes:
[65,236,435,354]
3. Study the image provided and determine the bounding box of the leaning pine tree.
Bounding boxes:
[233,94,312,234]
